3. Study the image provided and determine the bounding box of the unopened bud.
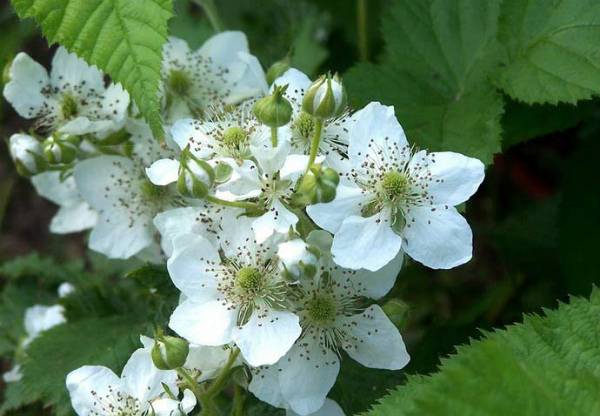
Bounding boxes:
[266,56,291,85]
[43,134,79,165]
[302,74,346,120]
[214,161,233,184]
[177,148,215,199]
[277,239,319,280]
[9,133,45,177]
[151,335,189,370]
[293,164,340,206]
[253,85,293,128]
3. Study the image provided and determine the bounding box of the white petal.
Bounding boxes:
[154,206,218,256]
[403,205,473,269]
[66,366,124,416]
[163,37,192,69]
[197,31,249,67]
[252,200,298,244]
[332,252,403,300]
[331,213,402,271]
[181,389,197,413]
[32,172,79,205]
[279,154,322,182]
[426,152,485,205]
[24,305,66,342]
[278,337,340,415]
[146,159,180,186]
[348,102,408,169]
[338,305,409,370]
[89,211,154,259]
[3,52,49,118]
[121,348,177,404]
[169,300,237,346]
[233,308,301,366]
[167,234,220,300]
[250,125,292,175]
[185,345,234,382]
[225,51,269,103]
[216,159,262,200]
[306,181,369,233]
[50,203,98,234]
[272,68,312,113]
[51,47,104,92]
[286,399,346,416]
[170,118,217,158]
[249,364,287,409]
[2,365,22,383]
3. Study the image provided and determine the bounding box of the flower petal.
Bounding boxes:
[403,205,473,269]
[278,335,340,415]
[331,213,402,271]
[146,158,180,186]
[169,299,237,346]
[233,308,301,366]
[66,366,124,416]
[338,305,409,370]
[306,180,368,233]
[51,47,104,92]
[50,203,98,234]
[248,364,287,409]
[426,151,485,206]
[121,348,177,404]
[286,399,346,416]
[89,210,154,259]
[252,200,298,244]
[272,68,312,113]
[3,52,50,118]
[250,125,292,175]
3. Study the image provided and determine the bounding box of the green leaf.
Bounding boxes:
[0,253,84,284]
[363,289,600,416]
[11,0,173,139]
[9,316,143,416]
[345,0,503,165]
[496,0,600,104]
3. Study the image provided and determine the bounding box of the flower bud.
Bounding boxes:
[293,164,340,206]
[266,56,291,85]
[43,134,79,165]
[302,73,346,120]
[253,85,293,128]
[151,335,189,370]
[214,161,233,184]
[9,133,45,177]
[177,148,215,199]
[277,239,320,280]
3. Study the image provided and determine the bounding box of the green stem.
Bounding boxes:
[270,127,278,147]
[306,118,323,173]
[231,384,245,416]
[357,0,369,61]
[176,368,208,408]
[205,348,240,398]
[193,0,224,32]
[205,195,260,210]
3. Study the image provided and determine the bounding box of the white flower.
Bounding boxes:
[31,171,97,234]
[2,365,22,384]
[3,47,129,135]
[307,102,485,271]
[58,282,76,298]
[271,69,354,171]
[167,218,301,367]
[161,33,268,122]
[66,343,195,416]
[286,399,345,416]
[277,239,319,280]
[185,344,242,383]
[8,133,44,176]
[74,155,180,259]
[23,304,67,347]
[249,235,407,415]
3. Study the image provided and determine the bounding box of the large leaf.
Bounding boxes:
[363,288,600,416]
[0,316,143,416]
[345,0,503,165]
[496,0,600,104]
[11,0,173,138]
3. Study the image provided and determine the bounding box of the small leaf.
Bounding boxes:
[11,0,173,139]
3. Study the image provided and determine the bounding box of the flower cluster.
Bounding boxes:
[4,30,484,415]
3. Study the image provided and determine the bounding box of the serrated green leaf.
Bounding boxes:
[0,253,84,284]
[14,316,143,416]
[11,0,173,139]
[496,0,600,104]
[363,289,600,416]
[345,0,503,165]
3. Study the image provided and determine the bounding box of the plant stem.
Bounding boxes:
[205,195,260,210]
[231,384,245,416]
[176,368,208,407]
[193,0,224,32]
[357,0,369,61]
[205,348,240,398]
[306,118,323,173]
[270,127,278,147]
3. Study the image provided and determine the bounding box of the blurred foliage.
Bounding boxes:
[2,0,600,415]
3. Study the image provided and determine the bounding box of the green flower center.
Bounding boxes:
[221,127,248,148]
[381,171,408,201]
[236,267,263,294]
[60,94,78,119]
[168,69,192,96]
[306,294,337,325]
[293,111,315,140]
